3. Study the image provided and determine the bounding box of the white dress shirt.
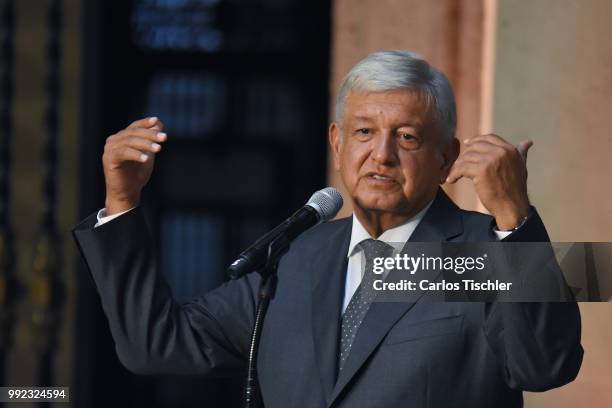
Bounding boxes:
[343,201,432,313]
[95,203,512,314]
[94,207,134,227]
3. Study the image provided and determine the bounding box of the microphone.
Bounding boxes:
[227,187,343,279]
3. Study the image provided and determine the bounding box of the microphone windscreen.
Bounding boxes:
[306,187,343,221]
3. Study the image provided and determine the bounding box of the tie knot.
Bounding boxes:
[359,239,394,263]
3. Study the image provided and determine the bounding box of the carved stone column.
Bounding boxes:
[27,0,65,386]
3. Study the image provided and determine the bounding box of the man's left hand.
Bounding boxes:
[446,134,532,231]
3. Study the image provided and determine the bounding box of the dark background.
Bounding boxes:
[77,0,330,406]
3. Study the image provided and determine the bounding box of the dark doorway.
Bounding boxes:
[76,1,331,406]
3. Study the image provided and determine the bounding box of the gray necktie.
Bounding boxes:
[339,239,394,371]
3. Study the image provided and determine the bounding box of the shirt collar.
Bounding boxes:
[347,199,434,258]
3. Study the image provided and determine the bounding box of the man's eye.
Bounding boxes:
[398,132,422,150]
[357,128,370,135]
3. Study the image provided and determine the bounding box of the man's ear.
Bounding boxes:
[329,122,342,171]
[440,137,460,178]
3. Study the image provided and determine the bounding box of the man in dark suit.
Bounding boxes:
[73,50,582,407]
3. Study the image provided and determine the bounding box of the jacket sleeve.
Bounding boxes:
[484,208,583,391]
[73,206,259,376]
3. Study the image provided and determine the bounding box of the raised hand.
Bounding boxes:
[446,134,532,230]
[102,117,168,215]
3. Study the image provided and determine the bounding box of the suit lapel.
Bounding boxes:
[328,189,464,406]
[311,217,352,403]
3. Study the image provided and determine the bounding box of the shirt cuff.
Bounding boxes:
[94,207,136,228]
[493,229,513,240]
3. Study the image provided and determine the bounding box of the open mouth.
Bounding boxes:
[364,172,397,185]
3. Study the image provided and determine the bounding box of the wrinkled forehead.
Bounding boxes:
[342,88,437,128]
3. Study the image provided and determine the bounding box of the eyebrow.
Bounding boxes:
[350,115,423,129]
[351,115,375,123]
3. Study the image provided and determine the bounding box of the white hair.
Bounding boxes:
[335,50,457,145]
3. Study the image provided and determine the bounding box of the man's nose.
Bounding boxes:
[371,132,398,165]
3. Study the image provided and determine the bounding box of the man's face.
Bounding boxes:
[330,89,456,218]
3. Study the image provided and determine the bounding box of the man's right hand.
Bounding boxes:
[102,117,168,216]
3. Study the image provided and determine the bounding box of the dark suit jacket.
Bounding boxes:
[73,189,583,407]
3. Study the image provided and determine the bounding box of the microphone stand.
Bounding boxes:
[243,234,288,408]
